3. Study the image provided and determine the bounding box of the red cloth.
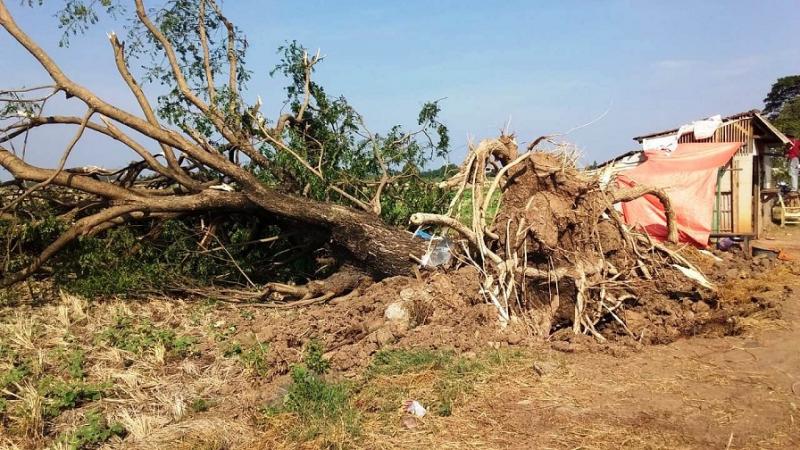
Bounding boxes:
[788,139,800,160]
[616,142,741,247]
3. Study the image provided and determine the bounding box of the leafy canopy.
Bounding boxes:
[764,75,800,123]
[39,1,453,225]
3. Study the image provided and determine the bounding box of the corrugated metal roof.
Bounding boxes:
[594,149,643,169]
[632,109,761,142]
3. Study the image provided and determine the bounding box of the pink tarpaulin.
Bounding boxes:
[616,142,741,247]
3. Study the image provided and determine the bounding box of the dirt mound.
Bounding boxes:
[238,267,489,375]
[220,253,791,377]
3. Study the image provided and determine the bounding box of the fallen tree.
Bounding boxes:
[0,0,451,289]
[1,2,714,334]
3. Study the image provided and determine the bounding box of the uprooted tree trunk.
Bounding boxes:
[413,136,712,339]
[0,0,425,289]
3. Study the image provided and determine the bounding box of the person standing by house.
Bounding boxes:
[787,134,800,192]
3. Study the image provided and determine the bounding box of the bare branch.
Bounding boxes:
[107,32,184,174]
[208,0,238,111]
[197,0,217,103]
[297,49,322,122]
[97,116,205,191]
[1,108,94,212]
[134,0,213,116]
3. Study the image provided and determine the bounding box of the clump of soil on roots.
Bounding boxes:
[406,135,788,350]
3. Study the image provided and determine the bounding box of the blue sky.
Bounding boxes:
[1,0,799,170]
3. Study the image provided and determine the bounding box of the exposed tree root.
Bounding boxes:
[416,135,713,340]
[161,265,372,308]
[263,265,371,307]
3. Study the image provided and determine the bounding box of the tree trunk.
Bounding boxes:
[243,185,425,277]
[0,147,424,282]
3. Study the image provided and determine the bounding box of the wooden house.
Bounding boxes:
[602,110,790,240]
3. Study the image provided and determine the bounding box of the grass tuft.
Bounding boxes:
[264,340,360,447]
[367,348,453,377]
[55,410,126,450]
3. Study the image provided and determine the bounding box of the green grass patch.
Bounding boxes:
[283,365,355,425]
[264,340,360,446]
[55,410,126,450]
[95,314,195,357]
[362,348,524,417]
[367,348,453,377]
[263,347,521,447]
[224,340,270,377]
[38,378,108,418]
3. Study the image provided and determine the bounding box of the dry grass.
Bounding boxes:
[0,290,250,449]
[1,269,797,450]
[4,382,44,440]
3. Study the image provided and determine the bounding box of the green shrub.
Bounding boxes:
[241,341,270,377]
[190,397,215,413]
[47,218,288,298]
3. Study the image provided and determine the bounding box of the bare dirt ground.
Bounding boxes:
[409,290,800,449]
[1,249,799,449]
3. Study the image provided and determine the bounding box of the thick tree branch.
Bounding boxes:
[0,188,256,287]
[0,145,138,200]
[1,108,94,212]
[610,185,679,244]
[1,204,140,286]
[1,115,201,191]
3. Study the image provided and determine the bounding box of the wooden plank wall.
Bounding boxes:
[677,118,752,144]
[717,191,733,232]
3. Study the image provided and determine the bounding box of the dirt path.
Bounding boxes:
[402,285,800,449]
